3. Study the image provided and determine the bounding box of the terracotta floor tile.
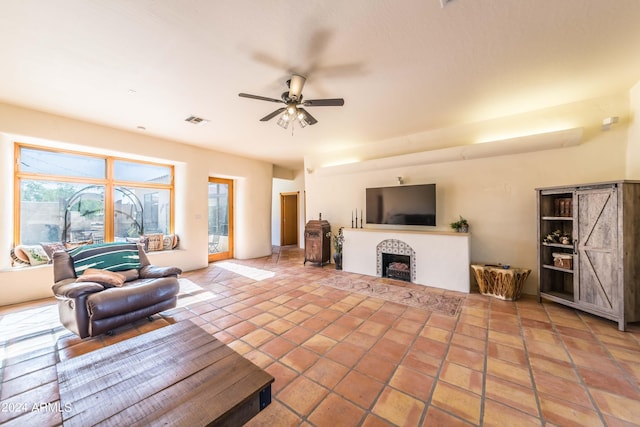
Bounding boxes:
[264,318,296,335]
[305,358,350,389]
[325,341,366,368]
[389,365,435,401]
[485,374,539,417]
[392,318,423,335]
[354,353,397,384]
[244,400,301,427]
[590,388,640,425]
[538,394,604,427]
[579,366,640,400]
[243,349,274,368]
[281,326,315,344]
[357,320,389,338]
[370,337,408,364]
[420,325,452,343]
[447,344,486,371]
[320,323,353,341]
[402,348,443,377]
[483,399,543,427]
[487,341,527,366]
[533,371,594,407]
[422,406,474,427]
[242,328,276,348]
[301,334,337,355]
[487,329,525,350]
[280,347,320,373]
[4,248,640,426]
[225,320,258,338]
[334,314,365,330]
[431,381,482,425]
[335,370,384,409]
[450,332,486,352]
[344,331,379,350]
[426,312,458,330]
[308,392,366,427]
[260,336,296,359]
[362,413,397,427]
[382,328,414,346]
[439,361,483,395]
[264,361,299,396]
[372,387,424,426]
[486,356,532,387]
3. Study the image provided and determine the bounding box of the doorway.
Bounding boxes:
[208,177,234,262]
[280,192,299,247]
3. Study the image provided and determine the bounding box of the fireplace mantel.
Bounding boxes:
[342,228,470,293]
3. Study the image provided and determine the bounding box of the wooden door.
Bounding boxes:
[576,186,618,314]
[280,192,298,246]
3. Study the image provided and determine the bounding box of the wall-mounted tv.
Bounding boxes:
[366,184,436,226]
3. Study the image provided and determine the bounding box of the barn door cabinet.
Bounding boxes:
[304,219,331,266]
[536,181,640,331]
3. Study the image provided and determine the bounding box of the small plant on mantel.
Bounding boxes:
[450,215,469,233]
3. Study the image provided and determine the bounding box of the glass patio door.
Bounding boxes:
[208,177,234,262]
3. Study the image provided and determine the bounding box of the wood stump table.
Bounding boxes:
[471,264,531,301]
[57,321,274,426]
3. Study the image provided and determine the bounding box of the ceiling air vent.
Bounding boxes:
[185,115,209,125]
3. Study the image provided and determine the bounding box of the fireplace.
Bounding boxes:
[376,239,416,283]
[382,253,411,282]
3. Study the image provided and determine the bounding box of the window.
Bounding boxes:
[15,144,174,245]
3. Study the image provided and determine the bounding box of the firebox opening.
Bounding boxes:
[382,253,411,282]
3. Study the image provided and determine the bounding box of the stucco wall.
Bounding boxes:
[304,122,631,297]
[0,102,273,306]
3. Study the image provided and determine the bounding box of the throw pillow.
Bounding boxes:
[67,242,141,275]
[77,268,126,288]
[146,233,163,252]
[40,242,66,262]
[162,234,174,250]
[15,245,49,266]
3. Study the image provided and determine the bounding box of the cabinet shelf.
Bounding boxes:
[542,242,573,249]
[540,290,574,303]
[542,216,573,221]
[537,181,640,331]
[542,264,573,274]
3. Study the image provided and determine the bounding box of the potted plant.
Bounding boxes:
[332,227,344,270]
[450,215,469,233]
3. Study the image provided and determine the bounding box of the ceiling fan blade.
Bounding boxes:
[239,93,283,103]
[260,107,286,122]
[288,75,306,100]
[303,98,344,107]
[298,108,318,125]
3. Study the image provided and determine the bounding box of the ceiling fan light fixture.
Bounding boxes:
[277,114,290,129]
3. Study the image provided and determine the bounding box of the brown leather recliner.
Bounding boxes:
[52,242,181,338]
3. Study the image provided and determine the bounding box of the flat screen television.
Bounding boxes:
[366,184,436,226]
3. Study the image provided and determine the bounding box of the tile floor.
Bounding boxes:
[1,247,640,426]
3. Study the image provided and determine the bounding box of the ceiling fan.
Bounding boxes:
[238,75,344,129]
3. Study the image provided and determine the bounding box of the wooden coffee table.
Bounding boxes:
[57,321,274,426]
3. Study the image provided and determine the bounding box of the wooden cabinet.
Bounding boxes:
[304,220,331,266]
[537,181,640,330]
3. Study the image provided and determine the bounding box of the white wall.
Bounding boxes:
[305,120,632,296]
[271,172,306,247]
[0,102,273,306]
[628,81,640,179]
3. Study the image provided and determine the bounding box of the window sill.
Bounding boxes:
[1,263,52,273]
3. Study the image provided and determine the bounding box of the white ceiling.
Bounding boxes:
[1,0,640,170]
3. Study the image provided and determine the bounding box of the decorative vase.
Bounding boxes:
[459,226,469,233]
[334,253,343,270]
